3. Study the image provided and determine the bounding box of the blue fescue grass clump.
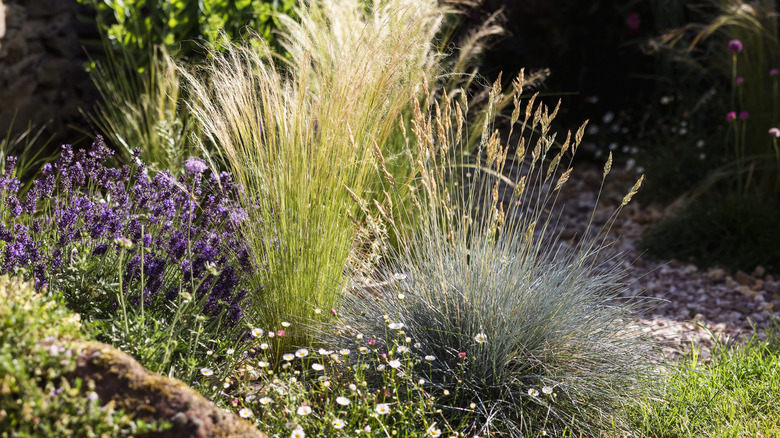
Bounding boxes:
[0,138,258,382]
[320,76,657,437]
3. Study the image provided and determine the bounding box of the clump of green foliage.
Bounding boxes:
[78,0,296,61]
[0,275,162,436]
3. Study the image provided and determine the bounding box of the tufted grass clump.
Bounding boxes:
[0,275,165,436]
[181,0,498,356]
[324,75,657,436]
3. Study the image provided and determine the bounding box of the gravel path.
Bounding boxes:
[555,163,780,362]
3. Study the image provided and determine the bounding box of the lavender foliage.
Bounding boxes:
[0,137,254,327]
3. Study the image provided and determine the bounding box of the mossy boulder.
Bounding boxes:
[67,340,268,438]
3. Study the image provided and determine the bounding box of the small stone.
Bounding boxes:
[707,268,727,281]
[752,280,764,291]
[753,266,766,278]
[734,270,754,286]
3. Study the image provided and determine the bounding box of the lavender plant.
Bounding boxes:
[0,137,257,382]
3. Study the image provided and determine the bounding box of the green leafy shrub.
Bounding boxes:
[79,0,296,61]
[0,275,161,436]
[319,76,657,437]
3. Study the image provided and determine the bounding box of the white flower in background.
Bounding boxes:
[474,333,487,344]
[290,427,306,438]
[259,397,272,405]
[388,322,405,330]
[258,361,269,368]
[295,348,309,358]
[238,408,253,418]
[393,273,407,280]
[542,386,553,395]
[281,321,291,327]
[311,363,324,371]
[296,405,312,416]
[336,396,351,406]
[339,348,351,355]
[282,353,295,361]
[375,403,391,415]
[332,418,346,429]
[251,328,264,337]
[200,367,214,376]
[528,388,540,397]
[424,355,435,361]
[389,360,402,369]
[396,346,409,353]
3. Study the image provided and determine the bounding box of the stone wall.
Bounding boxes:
[0,0,97,145]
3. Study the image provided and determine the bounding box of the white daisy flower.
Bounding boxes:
[290,427,306,438]
[528,388,540,397]
[258,361,269,368]
[251,328,264,337]
[295,348,309,358]
[281,321,291,327]
[296,405,312,416]
[318,348,334,355]
[238,408,253,418]
[474,333,487,344]
[200,367,214,376]
[388,360,402,369]
[396,346,409,353]
[336,396,351,406]
[332,418,346,429]
[339,348,351,355]
[388,322,405,330]
[375,403,391,415]
[259,397,272,405]
[260,343,270,350]
[284,421,297,430]
[311,363,325,371]
[542,386,553,395]
[425,355,436,361]
[282,353,295,361]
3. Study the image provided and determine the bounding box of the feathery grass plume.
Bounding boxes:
[325,74,656,437]
[84,41,194,173]
[182,0,482,354]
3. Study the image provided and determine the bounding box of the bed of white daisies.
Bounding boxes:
[194,317,558,437]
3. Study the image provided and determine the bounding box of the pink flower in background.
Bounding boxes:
[735,77,745,86]
[769,128,780,137]
[771,68,780,76]
[739,111,750,120]
[728,39,743,54]
[726,111,737,122]
[625,12,641,31]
